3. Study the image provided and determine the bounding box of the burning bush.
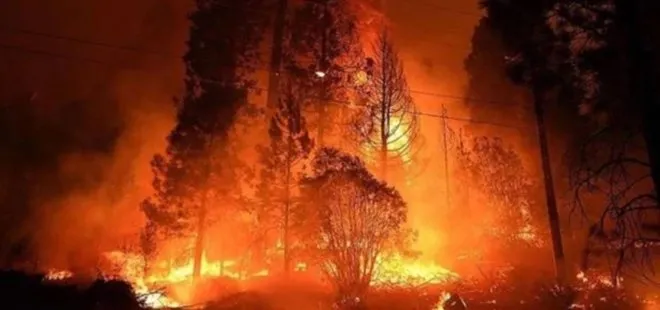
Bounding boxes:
[300,148,409,308]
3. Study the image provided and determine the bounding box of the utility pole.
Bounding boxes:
[441,105,451,209]
[533,88,566,284]
[266,0,288,111]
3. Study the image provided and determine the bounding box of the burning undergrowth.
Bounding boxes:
[35,242,659,310]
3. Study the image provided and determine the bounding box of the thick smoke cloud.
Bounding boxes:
[0,0,187,270]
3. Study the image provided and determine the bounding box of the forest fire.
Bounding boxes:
[4,0,660,308]
[44,248,459,308]
[44,269,73,281]
[39,223,462,307]
[372,254,459,286]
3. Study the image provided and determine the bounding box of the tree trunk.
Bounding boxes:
[317,103,326,148]
[192,200,207,281]
[532,87,566,283]
[380,95,389,182]
[283,134,293,275]
[266,0,288,112]
[615,0,660,198]
[380,145,388,182]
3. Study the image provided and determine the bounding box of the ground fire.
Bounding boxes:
[3,0,660,309]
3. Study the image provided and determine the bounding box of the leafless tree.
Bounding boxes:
[569,125,660,283]
[300,148,408,307]
[350,32,420,181]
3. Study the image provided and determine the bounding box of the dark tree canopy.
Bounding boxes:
[141,0,271,277]
[286,0,365,147]
[253,76,314,272]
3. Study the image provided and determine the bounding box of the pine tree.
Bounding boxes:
[351,32,419,182]
[255,77,313,275]
[141,0,270,280]
[480,0,570,282]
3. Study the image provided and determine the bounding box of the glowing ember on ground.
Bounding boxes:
[101,250,270,307]
[576,270,621,288]
[373,254,459,286]
[132,280,182,309]
[45,269,73,281]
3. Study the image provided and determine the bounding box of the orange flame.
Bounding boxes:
[45,269,73,281]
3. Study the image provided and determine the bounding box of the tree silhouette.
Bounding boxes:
[551,0,660,278]
[287,0,364,148]
[141,0,270,280]
[450,131,544,254]
[300,148,407,307]
[351,32,419,182]
[254,76,313,275]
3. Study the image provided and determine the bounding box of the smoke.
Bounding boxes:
[0,0,191,271]
[0,67,178,272]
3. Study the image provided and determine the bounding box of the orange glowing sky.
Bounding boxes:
[0,0,486,267]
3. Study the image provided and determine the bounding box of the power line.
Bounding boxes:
[0,0,479,58]
[0,40,524,129]
[0,42,109,65]
[0,25,179,59]
[0,28,505,106]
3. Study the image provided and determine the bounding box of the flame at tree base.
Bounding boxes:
[372,254,459,287]
[43,249,458,308]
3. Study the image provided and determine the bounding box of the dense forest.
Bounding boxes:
[0,0,658,309]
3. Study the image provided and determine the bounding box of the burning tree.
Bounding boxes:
[141,0,269,280]
[450,131,544,264]
[287,0,365,148]
[351,32,420,182]
[300,148,408,306]
[254,77,314,274]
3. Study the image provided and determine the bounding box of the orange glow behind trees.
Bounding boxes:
[300,148,409,304]
[14,0,597,308]
[351,32,420,182]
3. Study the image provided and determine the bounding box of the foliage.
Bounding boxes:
[463,16,533,124]
[350,32,420,179]
[449,130,544,255]
[299,148,408,303]
[286,0,365,147]
[141,0,270,275]
[480,0,571,93]
[253,76,314,271]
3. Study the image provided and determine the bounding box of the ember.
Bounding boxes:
[44,269,73,281]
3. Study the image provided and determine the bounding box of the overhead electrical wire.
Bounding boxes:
[0,28,504,104]
[0,3,528,129]
[0,40,526,130]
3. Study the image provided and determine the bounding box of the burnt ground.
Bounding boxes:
[0,270,652,310]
